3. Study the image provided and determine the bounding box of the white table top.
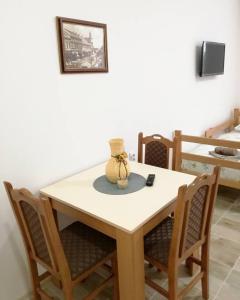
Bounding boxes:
[40,162,196,233]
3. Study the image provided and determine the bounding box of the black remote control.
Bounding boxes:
[146,174,155,186]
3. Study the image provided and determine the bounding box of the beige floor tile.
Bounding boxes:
[209,259,231,282]
[149,259,228,299]
[234,258,240,272]
[212,197,234,224]
[176,259,229,299]
[145,265,168,291]
[210,235,240,268]
[149,291,166,300]
[42,267,158,300]
[216,270,240,300]
[224,201,240,224]
[208,259,231,296]
[150,285,205,300]
[212,217,240,242]
[144,265,159,299]
[145,285,157,300]
[145,264,204,299]
[216,283,240,300]
[183,288,206,300]
[42,273,113,300]
[217,187,240,203]
[225,269,240,290]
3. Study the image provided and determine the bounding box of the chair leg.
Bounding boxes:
[62,282,73,300]
[28,258,41,300]
[112,256,119,300]
[186,249,200,276]
[186,255,194,276]
[201,243,209,300]
[168,274,177,300]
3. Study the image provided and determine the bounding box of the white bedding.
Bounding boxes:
[182,130,240,182]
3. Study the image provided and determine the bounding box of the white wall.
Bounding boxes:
[0,0,240,299]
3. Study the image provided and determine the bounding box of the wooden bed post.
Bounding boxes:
[205,108,240,138]
[174,130,182,171]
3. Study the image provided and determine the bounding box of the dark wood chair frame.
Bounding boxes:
[144,167,220,300]
[4,182,119,300]
[138,132,177,170]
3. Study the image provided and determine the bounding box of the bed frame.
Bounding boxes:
[174,130,240,190]
[205,108,240,138]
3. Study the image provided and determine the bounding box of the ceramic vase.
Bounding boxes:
[105,138,130,183]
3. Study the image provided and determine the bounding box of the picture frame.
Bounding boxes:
[57,17,108,73]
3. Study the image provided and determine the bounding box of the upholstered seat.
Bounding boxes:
[60,222,116,278]
[144,216,173,268]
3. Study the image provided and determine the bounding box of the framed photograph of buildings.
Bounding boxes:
[57,17,108,73]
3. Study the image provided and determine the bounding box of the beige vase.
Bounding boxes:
[105,138,130,183]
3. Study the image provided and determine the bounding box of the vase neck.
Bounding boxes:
[109,138,124,156]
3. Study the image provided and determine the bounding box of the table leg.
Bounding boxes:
[48,197,59,230]
[116,228,145,300]
[52,209,59,230]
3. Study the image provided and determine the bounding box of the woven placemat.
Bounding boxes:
[93,173,146,195]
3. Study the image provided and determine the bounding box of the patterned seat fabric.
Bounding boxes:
[185,185,209,250]
[144,217,173,267]
[60,222,116,279]
[144,186,209,267]
[20,201,51,265]
[145,141,168,168]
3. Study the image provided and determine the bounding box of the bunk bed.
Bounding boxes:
[174,108,240,189]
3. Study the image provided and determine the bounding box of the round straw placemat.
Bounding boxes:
[93,173,146,195]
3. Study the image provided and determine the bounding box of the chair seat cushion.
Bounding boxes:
[60,222,116,278]
[144,216,173,267]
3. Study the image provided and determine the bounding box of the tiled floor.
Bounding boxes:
[42,186,240,300]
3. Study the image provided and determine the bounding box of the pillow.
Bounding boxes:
[234,124,240,132]
[214,146,238,156]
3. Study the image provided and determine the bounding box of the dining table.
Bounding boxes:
[40,161,196,300]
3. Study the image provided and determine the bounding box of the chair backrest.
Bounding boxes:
[138,132,176,169]
[3,182,70,278]
[169,166,220,263]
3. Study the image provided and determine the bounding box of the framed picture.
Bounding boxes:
[57,17,108,73]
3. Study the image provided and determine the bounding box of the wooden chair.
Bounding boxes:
[144,166,220,300]
[4,182,119,300]
[138,132,176,169]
